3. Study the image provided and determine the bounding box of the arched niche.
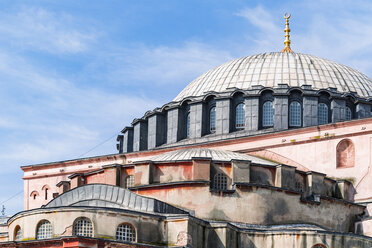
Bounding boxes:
[336,139,355,168]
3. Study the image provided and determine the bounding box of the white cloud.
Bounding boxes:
[0,7,96,54]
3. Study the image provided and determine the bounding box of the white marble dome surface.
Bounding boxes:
[174,52,372,101]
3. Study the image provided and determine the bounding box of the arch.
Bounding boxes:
[262,101,274,127]
[318,103,329,125]
[30,191,39,200]
[14,225,21,241]
[212,173,228,190]
[116,223,136,242]
[312,244,327,248]
[259,88,275,95]
[289,101,302,127]
[42,185,50,201]
[36,220,52,240]
[287,88,304,95]
[203,94,217,102]
[235,103,245,130]
[230,90,246,97]
[209,107,216,133]
[336,139,355,168]
[73,217,93,237]
[125,175,134,188]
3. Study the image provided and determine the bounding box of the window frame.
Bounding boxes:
[73,217,93,237]
[289,101,302,127]
[262,101,274,127]
[116,223,136,242]
[125,175,134,188]
[212,173,228,191]
[235,102,245,130]
[318,103,329,125]
[36,220,52,240]
[209,106,216,133]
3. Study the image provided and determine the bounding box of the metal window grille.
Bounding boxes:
[73,218,93,237]
[209,107,216,133]
[15,227,22,241]
[186,112,190,137]
[116,224,136,242]
[36,220,52,240]
[346,107,352,120]
[213,173,227,190]
[125,175,134,188]
[289,101,301,127]
[262,101,274,127]
[235,103,245,129]
[318,103,328,125]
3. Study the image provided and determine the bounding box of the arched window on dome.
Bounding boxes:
[318,103,329,125]
[235,103,245,130]
[14,226,22,241]
[36,220,52,240]
[186,112,190,138]
[212,173,228,190]
[209,107,216,133]
[262,101,274,127]
[116,223,136,242]
[73,217,93,237]
[336,139,355,168]
[345,106,352,120]
[289,101,302,127]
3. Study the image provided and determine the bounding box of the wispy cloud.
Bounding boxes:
[0,7,96,54]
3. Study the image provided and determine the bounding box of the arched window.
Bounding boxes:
[235,103,245,130]
[42,185,50,201]
[73,217,93,237]
[14,226,21,241]
[209,107,216,133]
[125,175,134,188]
[318,103,329,125]
[186,112,190,138]
[116,223,136,242]
[289,101,301,127]
[36,220,52,240]
[213,173,227,190]
[30,191,39,200]
[346,107,352,120]
[336,139,355,168]
[262,101,274,127]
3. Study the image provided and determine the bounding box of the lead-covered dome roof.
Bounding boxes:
[174,52,372,101]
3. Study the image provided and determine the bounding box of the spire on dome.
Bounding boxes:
[281,13,294,53]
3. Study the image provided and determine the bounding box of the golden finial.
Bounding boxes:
[281,13,294,53]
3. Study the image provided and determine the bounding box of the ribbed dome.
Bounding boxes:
[174,52,372,101]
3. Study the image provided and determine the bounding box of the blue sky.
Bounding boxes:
[1,0,372,215]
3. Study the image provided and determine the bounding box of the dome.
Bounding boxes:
[174,52,372,101]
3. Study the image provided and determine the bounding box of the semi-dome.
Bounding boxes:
[174,52,372,101]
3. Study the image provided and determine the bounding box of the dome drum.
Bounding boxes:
[117,85,372,153]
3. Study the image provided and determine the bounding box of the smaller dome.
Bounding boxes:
[147,148,277,165]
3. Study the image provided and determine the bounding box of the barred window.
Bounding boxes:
[36,220,52,240]
[235,103,245,129]
[125,175,134,188]
[318,103,329,125]
[186,112,190,138]
[73,218,93,237]
[116,224,136,242]
[345,107,352,120]
[289,101,301,127]
[14,226,21,241]
[213,173,227,190]
[209,107,216,133]
[262,101,274,127]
